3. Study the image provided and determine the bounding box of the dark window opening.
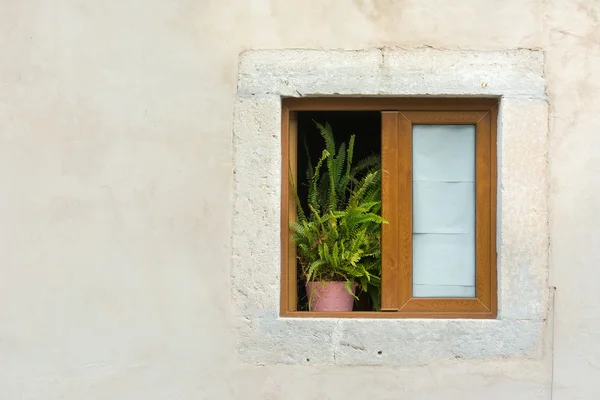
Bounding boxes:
[295,111,381,311]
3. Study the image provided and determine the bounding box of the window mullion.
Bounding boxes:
[397,112,413,309]
[381,111,400,311]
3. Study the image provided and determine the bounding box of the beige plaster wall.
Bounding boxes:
[0,1,597,399]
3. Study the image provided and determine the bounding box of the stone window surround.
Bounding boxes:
[232,48,549,366]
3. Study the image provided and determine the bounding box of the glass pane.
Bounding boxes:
[412,125,476,298]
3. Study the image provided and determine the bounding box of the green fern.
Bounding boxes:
[290,121,386,310]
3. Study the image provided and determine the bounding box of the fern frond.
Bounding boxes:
[309,150,329,211]
[288,167,307,222]
[303,134,314,183]
[345,135,355,181]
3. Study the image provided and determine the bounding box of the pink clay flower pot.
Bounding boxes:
[305,281,357,311]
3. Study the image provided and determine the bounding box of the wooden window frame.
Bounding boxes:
[281,98,498,319]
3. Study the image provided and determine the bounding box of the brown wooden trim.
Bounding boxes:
[280,98,498,318]
[381,112,400,310]
[400,111,488,124]
[280,106,290,315]
[490,105,499,317]
[475,112,492,311]
[288,111,298,311]
[283,97,498,111]
[397,113,413,308]
[390,110,497,318]
[280,106,298,315]
[399,298,490,312]
[282,310,495,319]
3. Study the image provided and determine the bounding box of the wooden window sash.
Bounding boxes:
[382,111,495,317]
[381,112,411,311]
[283,97,498,111]
[280,105,298,313]
[281,98,497,319]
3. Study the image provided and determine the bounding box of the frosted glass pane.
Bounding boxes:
[412,125,476,298]
[413,182,475,234]
[413,125,475,182]
[413,234,475,286]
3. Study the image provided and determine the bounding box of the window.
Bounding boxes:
[281,98,497,319]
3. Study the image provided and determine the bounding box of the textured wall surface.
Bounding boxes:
[1,0,598,399]
[233,48,549,366]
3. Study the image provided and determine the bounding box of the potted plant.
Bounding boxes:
[290,121,387,312]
